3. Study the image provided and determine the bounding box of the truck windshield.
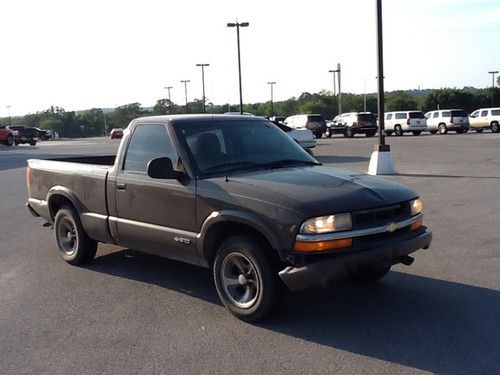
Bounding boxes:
[174,119,319,177]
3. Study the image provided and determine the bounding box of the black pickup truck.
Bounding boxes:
[26,114,432,321]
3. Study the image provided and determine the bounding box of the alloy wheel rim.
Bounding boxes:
[57,217,77,255]
[220,252,260,309]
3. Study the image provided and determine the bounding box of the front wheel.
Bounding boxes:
[475,128,483,133]
[5,135,14,146]
[325,129,332,138]
[54,206,97,265]
[438,124,448,134]
[385,130,393,136]
[213,236,283,322]
[343,128,355,138]
[394,125,403,136]
[429,130,437,135]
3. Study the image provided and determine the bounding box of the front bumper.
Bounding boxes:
[279,228,432,290]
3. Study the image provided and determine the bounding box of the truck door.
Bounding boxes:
[113,123,199,265]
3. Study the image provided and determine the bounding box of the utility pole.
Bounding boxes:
[180,80,190,113]
[328,68,339,115]
[5,105,12,126]
[337,63,342,115]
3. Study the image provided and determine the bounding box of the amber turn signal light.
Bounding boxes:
[293,238,353,252]
[411,219,423,231]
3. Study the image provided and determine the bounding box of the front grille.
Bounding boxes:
[352,203,410,229]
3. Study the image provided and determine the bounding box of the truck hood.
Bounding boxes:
[208,166,418,217]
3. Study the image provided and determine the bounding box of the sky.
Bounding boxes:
[1,0,499,116]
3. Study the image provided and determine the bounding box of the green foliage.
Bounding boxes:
[78,108,106,136]
[39,117,64,135]
[422,88,474,112]
[112,103,144,128]
[386,91,418,111]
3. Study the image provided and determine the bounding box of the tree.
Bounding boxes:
[112,103,144,128]
[422,88,474,112]
[78,108,106,136]
[386,91,418,111]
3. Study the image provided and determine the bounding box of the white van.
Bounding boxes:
[384,111,427,136]
[424,109,469,134]
[469,108,500,133]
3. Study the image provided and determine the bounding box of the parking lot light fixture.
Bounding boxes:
[488,71,499,106]
[267,81,276,116]
[164,86,173,114]
[180,80,190,113]
[328,69,339,115]
[227,21,249,114]
[368,0,396,176]
[196,64,210,113]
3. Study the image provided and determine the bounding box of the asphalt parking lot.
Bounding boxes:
[1,133,499,374]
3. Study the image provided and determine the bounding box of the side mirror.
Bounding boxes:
[147,157,181,179]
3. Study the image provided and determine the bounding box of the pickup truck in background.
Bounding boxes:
[26,114,432,322]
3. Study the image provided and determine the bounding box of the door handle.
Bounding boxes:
[116,183,126,190]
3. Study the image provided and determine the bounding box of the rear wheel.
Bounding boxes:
[29,139,37,146]
[412,130,422,136]
[490,121,499,133]
[365,130,376,137]
[429,130,437,135]
[325,129,332,138]
[349,264,391,282]
[385,130,393,136]
[54,206,97,265]
[438,123,447,134]
[314,132,323,139]
[213,236,283,322]
[394,125,403,136]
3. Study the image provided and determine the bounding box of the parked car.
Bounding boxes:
[33,127,52,140]
[109,128,124,139]
[0,125,15,146]
[8,125,37,145]
[272,120,316,154]
[424,109,469,134]
[384,111,427,136]
[283,114,327,138]
[469,108,500,133]
[26,114,431,322]
[327,112,378,138]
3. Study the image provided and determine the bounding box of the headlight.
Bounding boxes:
[300,213,352,234]
[410,199,423,216]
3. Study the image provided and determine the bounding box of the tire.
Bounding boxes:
[29,139,37,146]
[455,129,464,134]
[365,130,376,137]
[54,206,97,265]
[490,122,499,133]
[394,125,403,136]
[5,135,14,146]
[429,130,437,135]
[344,128,354,138]
[325,129,332,138]
[385,130,393,136]
[213,236,283,322]
[349,264,391,282]
[315,132,323,139]
[438,123,447,134]
[412,130,422,136]
[475,128,483,133]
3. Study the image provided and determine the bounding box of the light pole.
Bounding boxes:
[180,80,190,113]
[267,81,276,116]
[488,70,499,106]
[328,68,339,115]
[196,63,210,113]
[337,63,342,115]
[164,86,173,114]
[227,21,249,114]
[5,105,12,126]
[368,0,396,175]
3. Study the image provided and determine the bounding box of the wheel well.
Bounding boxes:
[203,222,280,267]
[491,121,499,125]
[49,194,75,220]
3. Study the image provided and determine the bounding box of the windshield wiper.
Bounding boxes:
[202,161,268,173]
[264,159,322,169]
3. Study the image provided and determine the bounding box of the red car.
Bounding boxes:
[109,128,124,139]
[0,126,15,146]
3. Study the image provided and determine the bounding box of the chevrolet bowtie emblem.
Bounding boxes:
[386,222,397,233]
